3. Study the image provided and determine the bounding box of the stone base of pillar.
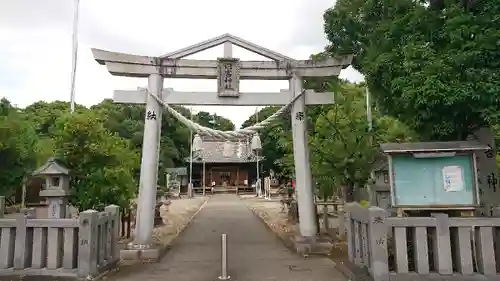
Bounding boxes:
[293,235,333,257]
[121,243,168,263]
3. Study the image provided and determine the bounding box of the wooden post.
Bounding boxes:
[210,168,213,187]
[236,166,240,185]
[236,166,240,194]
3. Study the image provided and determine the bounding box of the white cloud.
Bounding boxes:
[0,0,364,128]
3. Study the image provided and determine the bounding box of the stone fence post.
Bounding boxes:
[366,207,389,281]
[14,208,36,269]
[104,205,120,262]
[78,210,98,278]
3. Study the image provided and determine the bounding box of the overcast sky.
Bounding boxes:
[0,0,364,128]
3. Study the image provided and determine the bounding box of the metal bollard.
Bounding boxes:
[218,233,230,280]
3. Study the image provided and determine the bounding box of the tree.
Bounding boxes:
[0,99,40,202]
[195,111,235,131]
[313,83,417,200]
[24,101,86,137]
[324,0,500,140]
[309,84,376,202]
[91,101,193,184]
[52,110,139,210]
[1,97,237,208]
[271,82,417,202]
[240,107,291,177]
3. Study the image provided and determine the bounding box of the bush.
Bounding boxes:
[359,200,369,208]
[52,111,139,211]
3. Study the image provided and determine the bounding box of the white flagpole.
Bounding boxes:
[69,0,80,113]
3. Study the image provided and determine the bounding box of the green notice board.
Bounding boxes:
[392,155,475,206]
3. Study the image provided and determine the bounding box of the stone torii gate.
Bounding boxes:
[92,34,352,249]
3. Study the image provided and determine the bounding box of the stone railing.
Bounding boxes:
[316,200,344,216]
[346,202,500,281]
[0,204,119,278]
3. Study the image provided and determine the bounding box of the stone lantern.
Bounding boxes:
[33,157,72,218]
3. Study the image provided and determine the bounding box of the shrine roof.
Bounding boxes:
[185,138,263,163]
[380,141,490,154]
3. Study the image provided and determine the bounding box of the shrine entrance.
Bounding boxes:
[91,33,352,249]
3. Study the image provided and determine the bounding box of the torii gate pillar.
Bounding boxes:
[131,73,163,248]
[290,73,316,238]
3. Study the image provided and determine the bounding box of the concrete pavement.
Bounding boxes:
[110,194,347,281]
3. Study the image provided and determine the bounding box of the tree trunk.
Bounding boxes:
[337,195,346,240]
[322,201,329,235]
[315,204,320,235]
[344,183,355,202]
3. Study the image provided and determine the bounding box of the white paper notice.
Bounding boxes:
[442,166,464,192]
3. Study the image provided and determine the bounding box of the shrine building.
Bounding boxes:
[186,135,263,193]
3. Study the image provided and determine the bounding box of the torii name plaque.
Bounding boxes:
[217,57,240,97]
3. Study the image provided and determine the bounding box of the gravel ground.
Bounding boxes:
[240,195,342,236]
[240,195,297,242]
[241,195,350,262]
[117,196,209,249]
[151,196,208,245]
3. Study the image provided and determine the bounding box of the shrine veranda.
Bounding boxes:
[92,33,352,249]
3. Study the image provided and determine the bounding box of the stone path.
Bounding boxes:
[110,194,347,281]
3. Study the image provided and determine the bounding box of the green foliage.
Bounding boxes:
[0,100,39,202]
[0,97,239,209]
[310,84,377,200]
[241,107,291,177]
[24,101,86,137]
[90,101,236,185]
[245,82,418,202]
[359,200,369,208]
[324,0,500,140]
[195,111,235,131]
[51,111,140,211]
